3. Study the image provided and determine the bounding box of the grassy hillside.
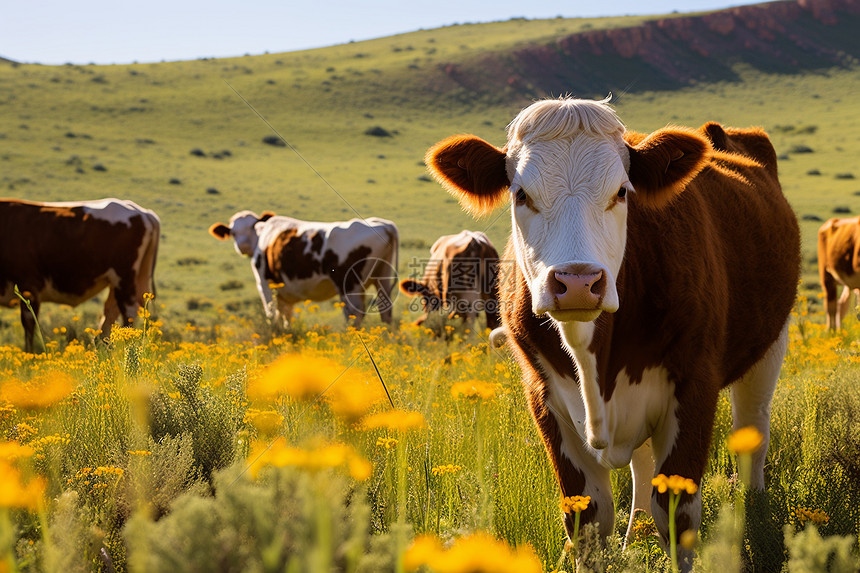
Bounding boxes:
[1,4,859,343]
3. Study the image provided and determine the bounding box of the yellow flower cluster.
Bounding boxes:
[0,460,45,511]
[249,354,384,421]
[248,438,372,481]
[560,495,591,514]
[450,379,497,401]
[432,464,462,476]
[0,441,34,460]
[727,426,764,454]
[792,506,830,526]
[361,409,426,432]
[652,474,698,495]
[405,532,542,573]
[93,466,125,478]
[127,450,152,456]
[376,437,398,450]
[30,433,71,450]
[243,408,285,434]
[0,371,75,409]
[12,422,38,442]
[108,326,143,344]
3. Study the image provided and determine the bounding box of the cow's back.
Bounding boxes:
[0,199,159,305]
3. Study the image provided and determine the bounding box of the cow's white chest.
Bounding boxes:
[541,358,679,470]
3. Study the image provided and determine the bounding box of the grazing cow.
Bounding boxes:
[0,198,160,352]
[400,230,501,331]
[209,211,398,327]
[817,216,860,330]
[425,97,799,568]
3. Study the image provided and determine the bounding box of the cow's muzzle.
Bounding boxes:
[550,265,606,311]
[533,262,618,321]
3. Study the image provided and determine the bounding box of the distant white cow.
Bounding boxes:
[210,211,398,326]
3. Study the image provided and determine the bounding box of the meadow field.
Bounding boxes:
[1,7,860,572]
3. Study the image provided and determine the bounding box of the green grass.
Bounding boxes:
[1,16,860,568]
[1,17,859,340]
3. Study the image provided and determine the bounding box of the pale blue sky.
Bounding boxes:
[3,0,762,65]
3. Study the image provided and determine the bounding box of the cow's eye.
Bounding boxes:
[515,188,528,206]
[617,186,627,199]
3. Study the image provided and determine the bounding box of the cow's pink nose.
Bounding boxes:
[551,270,605,310]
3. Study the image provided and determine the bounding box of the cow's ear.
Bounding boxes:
[626,127,712,210]
[259,211,276,222]
[400,279,430,298]
[209,223,231,240]
[426,135,509,216]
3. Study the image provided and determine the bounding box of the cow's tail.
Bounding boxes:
[143,214,161,303]
[389,223,399,283]
[818,220,837,312]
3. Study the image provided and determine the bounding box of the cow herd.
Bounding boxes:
[0,96,849,569]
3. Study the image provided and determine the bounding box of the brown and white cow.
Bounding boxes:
[426,98,799,567]
[209,211,398,327]
[399,230,501,332]
[0,198,160,352]
[817,216,860,330]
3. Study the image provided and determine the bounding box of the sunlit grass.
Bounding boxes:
[0,294,857,570]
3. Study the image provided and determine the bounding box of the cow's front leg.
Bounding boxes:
[340,290,366,327]
[531,387,614,540]
[252,262,279,327]
[837,285,853,330]
[650,384,717,572]
[19,292,41,354]
[275,295,294,330]
[625,439,655,546]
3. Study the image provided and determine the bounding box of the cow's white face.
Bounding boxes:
[426,96,714,333]
[507,133,631,323]
[227,211,262,256]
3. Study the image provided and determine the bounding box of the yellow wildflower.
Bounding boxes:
[11,422,38,442]
[432,464,463,476]
[680,530,697,549]
[30,434,71,450]
[404,531,542,573]
[325,370,386,421]
[792,506,830,527]
[0,371,75,409]
[560,495,591,514]
[376,437,398,450]
[727,426,764,454]
[127,450,153,456]
[0,460,45,511]
[243,408,285,434]
[108,326,143,344]
[0,441,35,460]
[361,409,426,432]
[248,354,343,401]
[248,438,372,481]
[651,474,698,495]
[93,466,124,478]
[450,379,497,401]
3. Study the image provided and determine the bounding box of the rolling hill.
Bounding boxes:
[0,0,858,340]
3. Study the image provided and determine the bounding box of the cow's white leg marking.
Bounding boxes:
[252,256,277,322]
[626,438,655,546]
[837,285,853,330]
[731,319,788,489]
[276,296,294,328]
[542,360,614,536]
[558,321,609,449]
